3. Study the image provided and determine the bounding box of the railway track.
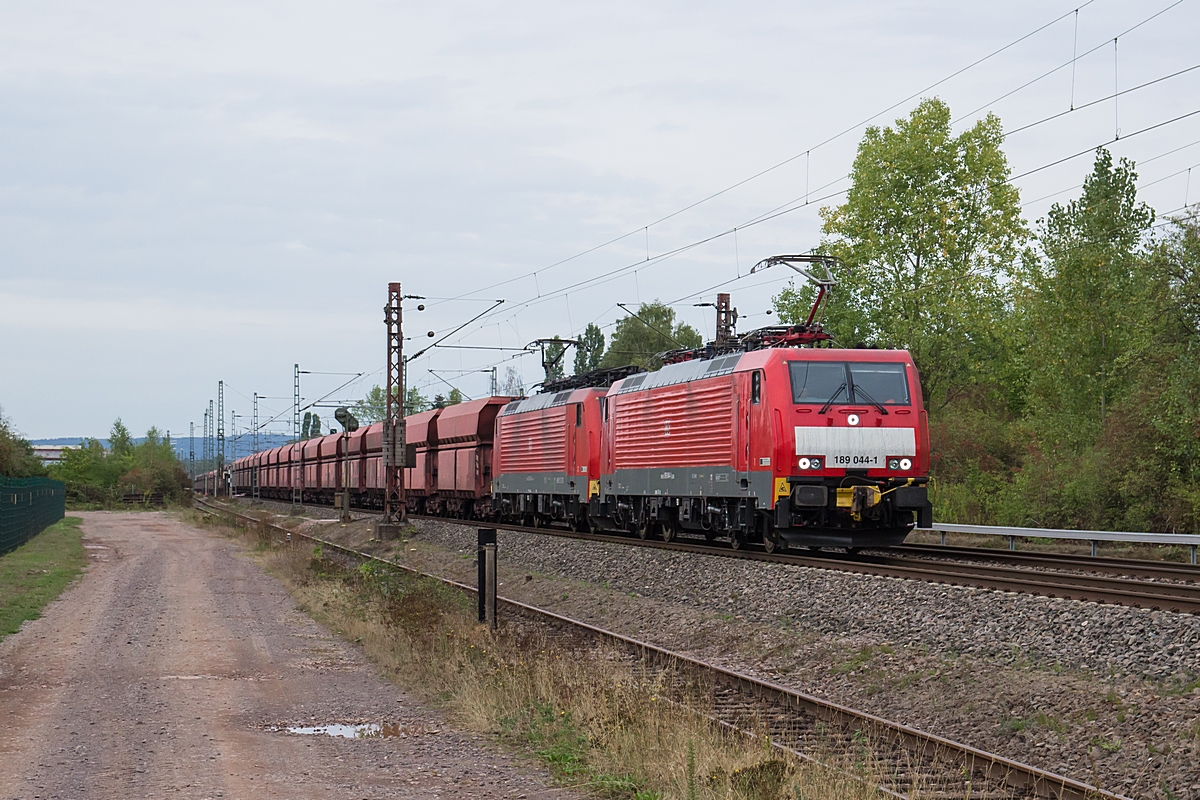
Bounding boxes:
[400,514,1200,615]
[892,542,1200,582]
[196,497,1128,800]
[223,495,1200,613]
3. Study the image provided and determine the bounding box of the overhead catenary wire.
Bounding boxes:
[200,4,1197,409]
[462,48,1200,341]
[953,0,1183,125]
[426,2,1098,309]
[447,100,1200,352]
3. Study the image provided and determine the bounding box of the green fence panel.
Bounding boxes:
[0,477,66,555]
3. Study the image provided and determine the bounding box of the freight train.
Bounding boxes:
[201,257,933,551]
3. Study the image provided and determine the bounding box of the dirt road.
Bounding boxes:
[0,512,570,800]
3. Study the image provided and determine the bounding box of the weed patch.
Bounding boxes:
[245,535,889,800]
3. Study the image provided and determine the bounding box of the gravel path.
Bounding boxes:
[0,511,576,800]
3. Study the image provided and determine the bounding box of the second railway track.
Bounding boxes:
[403,514,1200,615]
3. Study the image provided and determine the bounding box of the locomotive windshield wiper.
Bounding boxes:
[851,385,889,415]
[818,383,846,414]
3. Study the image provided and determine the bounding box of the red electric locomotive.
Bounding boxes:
[491,371,635,528]
[492,254,932,550]
[591,346,930,550]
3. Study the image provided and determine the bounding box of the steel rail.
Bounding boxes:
[195,497,1128,800]
[228,496,1200,612]
[893,543,1200,582]
[401,514,1200,614]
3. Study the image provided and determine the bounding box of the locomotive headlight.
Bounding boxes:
[888,458,900,470]
[798,457,811,470]
[810,458,821,470]
[900,458,912,470]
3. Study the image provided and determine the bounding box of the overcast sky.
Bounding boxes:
[2,0,1198,442]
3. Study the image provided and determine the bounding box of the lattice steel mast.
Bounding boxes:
[382,283,405,526]
[293,364,301,508]
[252,392,260,499]
[217,381,225,496]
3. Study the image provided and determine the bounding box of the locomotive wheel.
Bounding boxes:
[729,530,746,550]
[660,519,677,543]
[531,514,544,529]
[762,520,786,555]
[636,522,652,540]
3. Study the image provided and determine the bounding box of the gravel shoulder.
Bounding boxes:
[255,500,1200,800]
[0,511,576,800]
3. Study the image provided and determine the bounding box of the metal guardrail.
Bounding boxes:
[922,523,1200,563]
[0,477,66,555]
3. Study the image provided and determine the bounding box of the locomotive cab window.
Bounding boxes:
[789,361,846,403]
[575,404,582,427]
[751,371,762,404]
[789,361,910,406]
[847,362,909,405]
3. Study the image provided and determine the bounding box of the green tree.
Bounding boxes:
[1020,148,1155,443]
[50,421,189,505]
[352,384,434,420]
[109,418,134,457]
[404,386,431,416]
[599,301,702,370]
[803,98,1027,408]
[0,407,46,478]
[352,385,387,423]
[119,427,190,501]
[574,323,605,374]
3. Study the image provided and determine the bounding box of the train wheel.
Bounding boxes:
[729,530,746,550]
[636,522,652,540]
[660,520,677,543]
[762,521,786,555]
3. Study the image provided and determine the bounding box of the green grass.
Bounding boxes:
[0,516,87,640]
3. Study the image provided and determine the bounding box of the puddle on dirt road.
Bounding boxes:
[272,722,438,739]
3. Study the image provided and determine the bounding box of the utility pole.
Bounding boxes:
[490,366,498,396]
[202,409,209,476]
[207,400,214,494]
[189,421,195,481]
[379,282,405,537]
[217,381,225,496]
[252,393,260,499]
[293,364,301,508]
